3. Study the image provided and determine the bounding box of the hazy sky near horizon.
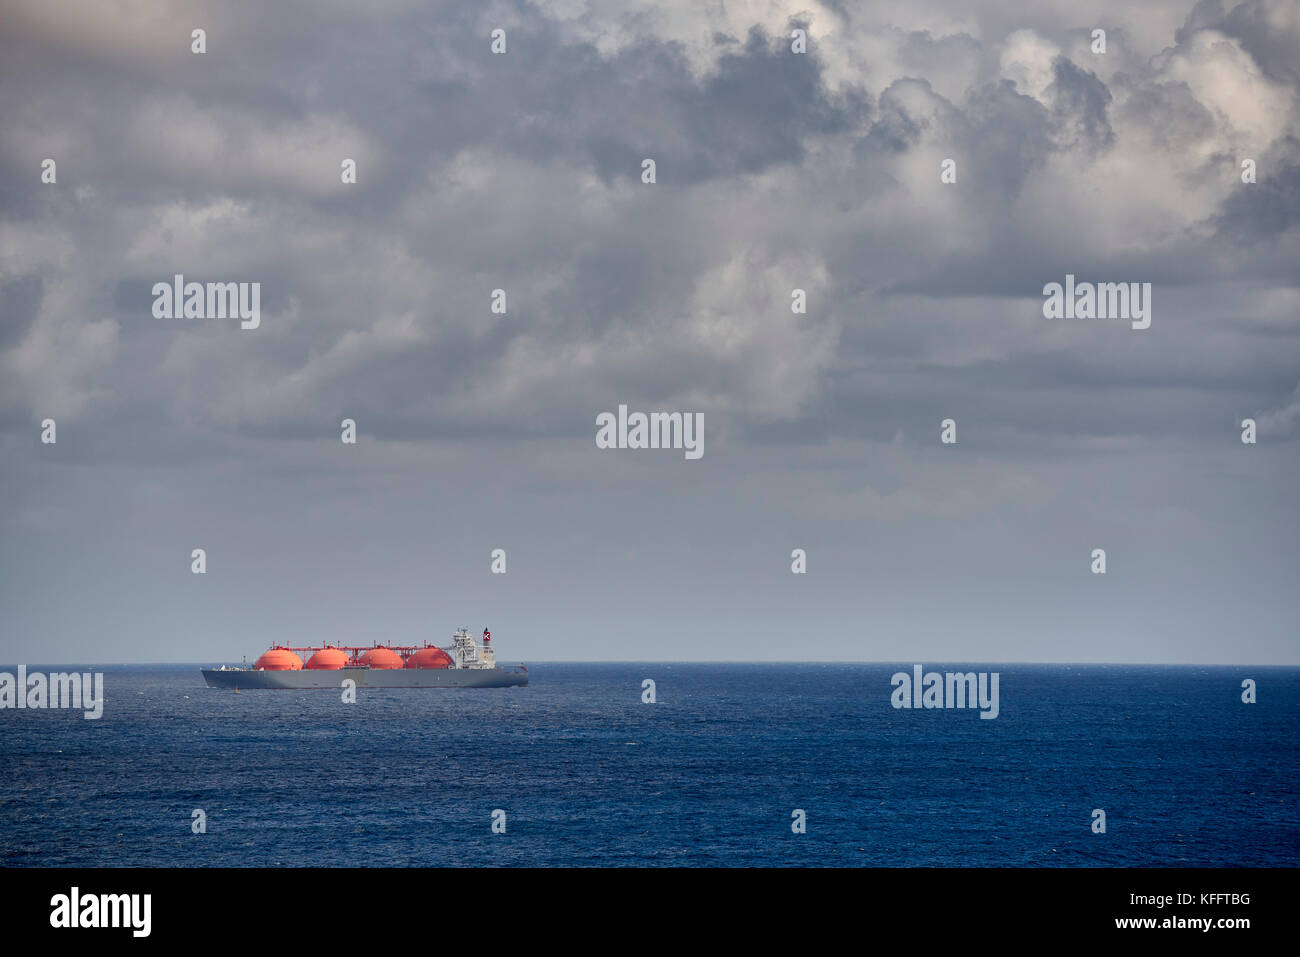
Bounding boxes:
[1,0,1297,664]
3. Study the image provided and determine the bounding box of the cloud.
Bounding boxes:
[0,0,1296,663]
[1259,380,1300,436]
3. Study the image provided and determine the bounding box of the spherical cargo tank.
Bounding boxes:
[358,647,404,669]
[404,647,453,669]
[306,647,349,670]
[254,648,303,671]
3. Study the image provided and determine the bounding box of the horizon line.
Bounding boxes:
[1,659,1295,668]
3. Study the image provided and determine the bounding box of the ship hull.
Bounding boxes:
[201,666,527,689]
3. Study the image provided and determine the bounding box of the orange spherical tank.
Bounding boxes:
[306,647,349,670]
[405,647,453,669]
[254,648,303,671]
[358,647,404,669]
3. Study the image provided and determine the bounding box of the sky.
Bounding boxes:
[0,0,1297,664]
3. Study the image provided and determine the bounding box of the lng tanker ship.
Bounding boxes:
[201,628,527,689]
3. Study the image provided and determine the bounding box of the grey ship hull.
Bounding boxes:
[201,666,527,689]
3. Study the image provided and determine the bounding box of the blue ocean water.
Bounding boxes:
[0,664,1295,867]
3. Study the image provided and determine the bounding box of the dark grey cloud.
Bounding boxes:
[1179,0,1300,87]
[1047,58,1114,152]
[1214,159,1300,240]
[0,276,42,350]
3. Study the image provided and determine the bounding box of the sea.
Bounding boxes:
[0,663,1295,867]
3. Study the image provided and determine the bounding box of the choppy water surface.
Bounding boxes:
[0,664,1295,866]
